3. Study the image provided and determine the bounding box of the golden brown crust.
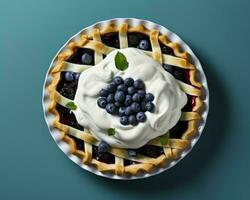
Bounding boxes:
[46,22,204,176]
[150,30,162,64]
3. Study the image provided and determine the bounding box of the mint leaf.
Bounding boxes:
[160,133,169,146]
[66,102,77,110]
[107,128,116,136]
[115,52,129,71]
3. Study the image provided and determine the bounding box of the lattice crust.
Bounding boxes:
[47,23,203,176]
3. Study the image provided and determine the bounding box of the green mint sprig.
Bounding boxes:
[115,52,129,71]
[107,128,116,136]
[66,101,77,110]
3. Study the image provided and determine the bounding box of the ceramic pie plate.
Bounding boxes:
[42,18,209,180]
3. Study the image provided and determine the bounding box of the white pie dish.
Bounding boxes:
[42,18,209,180]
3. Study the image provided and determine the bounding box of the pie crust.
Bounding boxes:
[46,22,203,176]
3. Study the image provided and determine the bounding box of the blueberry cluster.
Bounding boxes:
[97,76,155,126]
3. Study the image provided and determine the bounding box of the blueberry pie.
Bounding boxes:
[46,22,203,176]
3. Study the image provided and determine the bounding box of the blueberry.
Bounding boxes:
[145,93,154,102]
[106,83,117,93]
[141,145,159,157]
[128,149,137,157]
[120,116,129,125]
[132,93,141,102]
[115,102,122,108]
[163,64,175,74]
[162,46,174,55]
[138,39,149,50]
[128,86,136,95]
[137,90,146,98]
[113,76,124,85]
[131,102,140,113]
[117,84,127,92]
[105,103,117,114]
[65,72,74,82]
[119,107,126,116]
[145,102,155,112]
[81,53,93,65]
[124,77,134,87]
[75,73,80,81]
[97,97,107,108]
[99,88,109,97]
[124,95,132,106]
[98,141,109,153]
[125,107,132,116]
[106,94,115,103]
[140,101,147,111]
[133,79,145,90]
[128,115,138,126]
[114,91,125,103]
[136,112,147,122]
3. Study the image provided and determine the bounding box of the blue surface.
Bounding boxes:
[1,0,250,199]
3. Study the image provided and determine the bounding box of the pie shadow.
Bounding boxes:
[75,49,231,195]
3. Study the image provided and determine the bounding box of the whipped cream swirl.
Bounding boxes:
[73,48,187,148]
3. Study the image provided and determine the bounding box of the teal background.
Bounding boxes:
[1,0,250,199]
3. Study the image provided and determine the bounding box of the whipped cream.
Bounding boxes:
[73,48,187,149]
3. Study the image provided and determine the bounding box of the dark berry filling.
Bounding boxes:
[138,145,164,158]
[68,135,85,151]
[101,32,120,48]
[56,72,80,100]
[163,64,191,84]
[160,42,174,56]
[67,48,95,65]
[169,121,188,139]
[128,32,152,51]
[56,104,84,131]
[92,145,115,164]
[182,95,196,112]
[57,82,76,100]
